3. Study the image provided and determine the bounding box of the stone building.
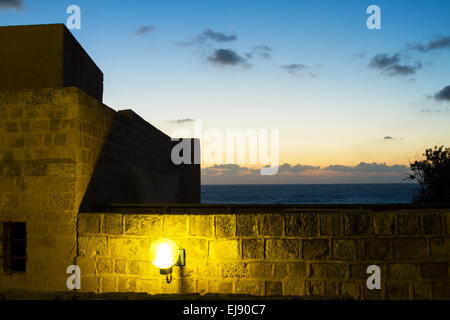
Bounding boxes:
[0,24,199,292]
[0,24,449,299]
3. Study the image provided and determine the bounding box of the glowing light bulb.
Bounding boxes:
[149,238,180,270]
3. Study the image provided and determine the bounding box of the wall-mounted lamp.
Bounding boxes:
[149,238,185,283]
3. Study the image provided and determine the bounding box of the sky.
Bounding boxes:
[1,0,450,183]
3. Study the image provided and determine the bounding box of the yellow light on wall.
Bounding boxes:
[149,238,185,283]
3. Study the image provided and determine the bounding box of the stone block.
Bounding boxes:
[360,238,392,260]
[373,213,395,235]
[235,280,263,296]
[266,281,283,296]
[259,214,283,236]
[236,214,258,236]
[398,213,422,235]
[109,238,148,259]
[266,239,299,260]
[162,215,187,237]
[344,213,371,235]
[215,215,235,238]
[78,236,107,256]
[388,263,421,280]
[394,238,427,260]
[249,263,272,278]
[386,281,409,300]
[284,279,305,296]
[189,215,213,237]
[319,214,342,236]
[420,263,448,280]
[103,214,122,235]
[209,239,240,260]
[430,237,450,259]
[423,213,443,234]
[302,239,329,260]
[222,263,249,278]
[285,213,317,237]
[333,239,358,261]
[118,278,137,292]
[242,239,264,259]
[125,215,161,236]
[311,263,346,279]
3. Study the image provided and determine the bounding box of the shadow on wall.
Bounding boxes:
[78,110,200,212]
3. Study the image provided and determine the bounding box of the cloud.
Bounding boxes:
[169,118,196,124]
[353,52,366,59]
[207,49,249,67]
[0,0,23,10]
[135,25,156,35]
[202,164,254,175]
[245,45,273,59]
[202,28,237,42]
[420,108,442,113]
[281,64,307,74]
[324,162,409,174]
[407,35,450,52]
[368,53,422,76]
[433,85,450,102]
[177,28,237,47]
[383,136,393,140]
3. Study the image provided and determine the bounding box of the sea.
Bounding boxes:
[201,183,420,204]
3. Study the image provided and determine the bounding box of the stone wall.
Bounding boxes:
[0,86,199,291]
[76,208,450,299]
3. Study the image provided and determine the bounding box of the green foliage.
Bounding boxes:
[408,146,450,203]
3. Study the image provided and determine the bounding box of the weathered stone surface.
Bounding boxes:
[109,238,148,259]
[78,214,101,234]
[222,263,249,278]
[344,213,371,235]
[394,238,427,260]
[189,215,213,237]
[209,240,240,260]
[249,263,272,278]
[288,262,307,277]
[235,280,263,296]
[333,239,358,261]
[284,279,305,296]
[96,257,113,274]
[266,281,283,296]
[414,281,433,300]
[118,278,137,292]
[285,213,317,237]
[78,236,107,256]
[259,214,283,236]
[373,213,395,235]
[103,214,122,234]
[386,281,409,300]
[319,214,342,236]
[162,215,187,237]
[125,215,160,236]
[420,263,448,280]
[242,239,264,259]
[398,213,422,235]
[310,263,346,279]
[430,237,450,259]
[360,238,392,260]
[340,282,361,300]
[215,215,235,238]
[303,239,329,260]
[236,215,258,236]
[114,259,126,274]
[388,263,420,279]
[102,277,116,293]
[423,213,442,234]
[266,239,299,260]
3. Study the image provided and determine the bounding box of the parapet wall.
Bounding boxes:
[76,206,450,300]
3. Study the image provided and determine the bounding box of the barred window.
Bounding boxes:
[0,222,27,273]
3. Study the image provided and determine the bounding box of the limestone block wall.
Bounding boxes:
[0,86,199,291]
[76,208,450,299]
